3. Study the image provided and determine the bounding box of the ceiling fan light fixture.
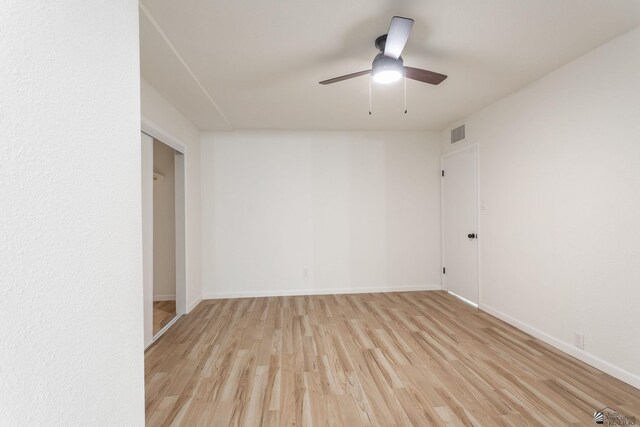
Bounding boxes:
[371,54,404,84]
[373,69,402,84]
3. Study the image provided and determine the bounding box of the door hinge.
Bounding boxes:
[442,267,446,274]
[441,170,445,177]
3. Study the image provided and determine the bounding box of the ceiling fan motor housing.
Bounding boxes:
[375,34,388,51]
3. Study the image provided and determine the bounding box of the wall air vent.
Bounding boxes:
[450,124,465,144]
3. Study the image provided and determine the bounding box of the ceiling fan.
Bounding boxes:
[319,16,447,86]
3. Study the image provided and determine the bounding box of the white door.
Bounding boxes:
[442,146,478,305]
[141,132,154,347]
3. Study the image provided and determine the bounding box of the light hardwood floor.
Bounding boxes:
[145,291,640,426]
[153,300,177,335]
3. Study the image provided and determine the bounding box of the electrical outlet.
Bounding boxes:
[575,332,585,350]
[303,268,308,278]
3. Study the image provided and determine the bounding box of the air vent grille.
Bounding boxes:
[451,124,465,144]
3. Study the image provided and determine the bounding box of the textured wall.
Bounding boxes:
[0,1,144,425]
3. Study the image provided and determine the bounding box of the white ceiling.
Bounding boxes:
[139,0,640,131]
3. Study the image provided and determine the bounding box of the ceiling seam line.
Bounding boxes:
[139,3,234,130]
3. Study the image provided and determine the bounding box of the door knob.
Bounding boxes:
[467,233,476,239]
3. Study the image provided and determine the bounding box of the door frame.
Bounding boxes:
[440,142,481,307]
[142,117,187,348]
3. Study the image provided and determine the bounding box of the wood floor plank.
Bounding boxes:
[146,291,640,426]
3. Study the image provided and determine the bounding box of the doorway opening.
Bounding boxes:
[141,126,186,348]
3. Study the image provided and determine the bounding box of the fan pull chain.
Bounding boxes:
[404,75,407,114]
[368,76,372,115]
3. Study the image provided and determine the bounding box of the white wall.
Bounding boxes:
[141,79,202,311]
[201,131,442,298]
[0,1,144,425]
[153,140,177,300]
[443,26,640,387]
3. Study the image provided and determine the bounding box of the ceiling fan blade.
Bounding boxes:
[384,16,414,59]
[319,70,371,85]
[404,66,448,85]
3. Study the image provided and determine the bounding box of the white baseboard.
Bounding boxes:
[187,296,203,313]
[480,304,640,390]
[202,284,441,300]
[153,294,176,302]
